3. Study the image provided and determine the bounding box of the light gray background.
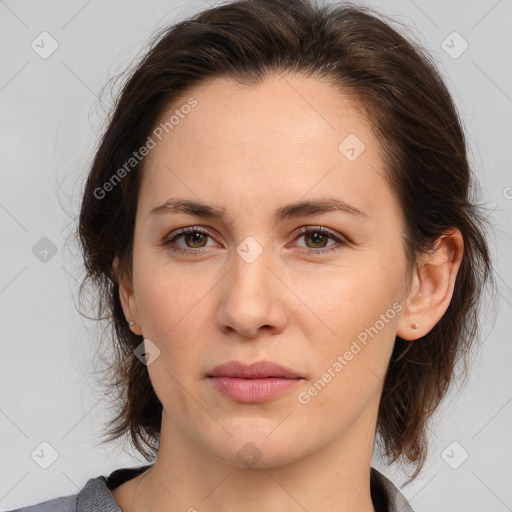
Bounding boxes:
[1,0,511,510]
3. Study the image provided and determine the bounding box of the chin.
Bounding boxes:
[205,428,309,470]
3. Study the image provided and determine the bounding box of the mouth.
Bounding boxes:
[207,360,303,379]
[207,360,305,403]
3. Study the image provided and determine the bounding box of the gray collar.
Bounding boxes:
[74,465,414,512]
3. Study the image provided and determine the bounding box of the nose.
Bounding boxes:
[217,247,288,339]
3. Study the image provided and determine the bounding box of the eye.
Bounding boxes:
[160,225,348,256]
[160,227,217,255]
[292,226,348,255]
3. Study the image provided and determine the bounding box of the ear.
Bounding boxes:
[113,255,143,336]
[396,229,464,341]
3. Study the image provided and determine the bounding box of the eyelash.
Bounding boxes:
[160,226,348,256]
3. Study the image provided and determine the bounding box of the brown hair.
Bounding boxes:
[77,0,495,481]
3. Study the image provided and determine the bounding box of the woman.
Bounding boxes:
[10,0,494,511]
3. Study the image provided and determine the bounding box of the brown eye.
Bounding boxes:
[294,226,347,255]
[303,230,330,249]
[181,231,208,248]
[162,227,216,254]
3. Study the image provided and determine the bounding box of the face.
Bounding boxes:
[118,73,413,468]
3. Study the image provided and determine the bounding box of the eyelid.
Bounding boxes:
[163,226,218,247]
[161,225,349,255]
[291,225,349,252]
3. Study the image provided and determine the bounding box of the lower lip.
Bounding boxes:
[209,376,303,403]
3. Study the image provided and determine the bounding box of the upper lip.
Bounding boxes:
[208,360,303,379]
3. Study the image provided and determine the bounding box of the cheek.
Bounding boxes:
[133,262,214,365]
[298,302,397,436]
[133,267,213,416]
[295,259,401,404]
[295,256,402,340]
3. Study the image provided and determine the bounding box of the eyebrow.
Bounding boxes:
[149,197,369,222]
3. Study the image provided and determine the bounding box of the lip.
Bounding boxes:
[208,360,302,379]
[207,360,304,403]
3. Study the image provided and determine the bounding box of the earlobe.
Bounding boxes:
[396,229,464,341]
[113,255,143,336]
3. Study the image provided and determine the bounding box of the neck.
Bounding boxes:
[133,408,378,512]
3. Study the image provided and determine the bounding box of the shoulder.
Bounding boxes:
[5,493,77,512]
[5,475,117,512]
[6,465,152,512]
[370,466,415,512]
[8,494,78,512]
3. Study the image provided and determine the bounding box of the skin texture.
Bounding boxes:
[112,73,464,512]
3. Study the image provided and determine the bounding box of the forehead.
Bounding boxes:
[151,72,373,154]
[139,73,395,224]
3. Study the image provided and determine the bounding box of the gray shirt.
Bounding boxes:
[7,465,414,512]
